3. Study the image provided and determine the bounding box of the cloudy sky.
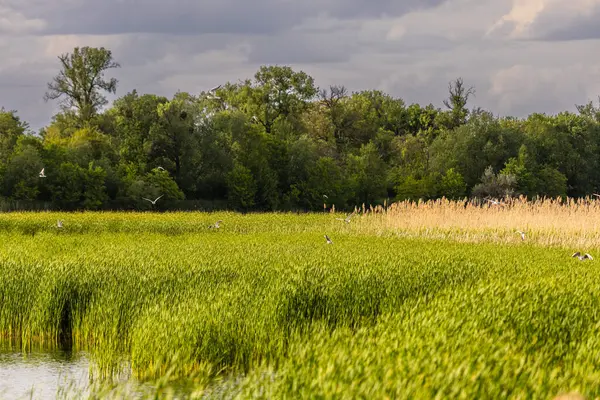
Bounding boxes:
[1,0,600,131]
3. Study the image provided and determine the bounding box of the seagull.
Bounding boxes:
[324,234,333,244]
[486,198,505,206]
[142,195,163,205]
[336,212,355,224]
[516,230,525,240]
[39,168,46,177]
[56,220,63,228]
[572,251,593,260]
[209,220,222,229]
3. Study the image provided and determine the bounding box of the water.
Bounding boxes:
[0,344,244,399]
[0,345,159,399]
[0,346,90,399]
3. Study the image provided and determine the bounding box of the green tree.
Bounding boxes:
[83,164,109,209]
[439,77,474,130]
[44,46,120,122]
[111,90,169,167]
[0,109,28,163]
[471,166,517,199]
[537,166,567,198]
[50,162,86,209]
[227,162,257,210]
[430,111,524,189]
[395,175,437,201]
[144,168,185,206]
[223,65,318,134]
[2,138,43,201]
[346,142,388,206]
[439,168,466,200]
[149,92,199,191]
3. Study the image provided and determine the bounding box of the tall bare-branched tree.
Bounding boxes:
[44,46,120,122]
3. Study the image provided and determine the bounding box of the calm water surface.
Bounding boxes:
[0,344,242,399]
[0,346,91,399]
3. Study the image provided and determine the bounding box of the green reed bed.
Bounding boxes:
[0,212,599,398]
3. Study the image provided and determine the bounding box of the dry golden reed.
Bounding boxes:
[348,196,600,249]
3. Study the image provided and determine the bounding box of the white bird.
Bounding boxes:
[251,115,259,123]
[593,193,600,198]
[209,85,221,93]
[39,168,46,177]
[57,220,63,228]
[572,251,593,260]
[209,220,222,229]
[142,195,163,205]
[516,230,525,240]
[156,166,165,171]
[324,234,333,244]
[486,198,505,206]
[336,212,355,224]
[323,195,328,199]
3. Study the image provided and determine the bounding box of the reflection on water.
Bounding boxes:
[0,344,160,399]
[0,345,90,400]
[0,343,244,399]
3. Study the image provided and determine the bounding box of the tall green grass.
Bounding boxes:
[0,211,598,398]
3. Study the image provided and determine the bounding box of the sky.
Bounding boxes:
[2,0,600,131]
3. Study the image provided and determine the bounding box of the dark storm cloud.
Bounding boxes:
[15,0,448,36]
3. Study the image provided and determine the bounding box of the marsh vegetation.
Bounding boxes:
[1,199,599,398]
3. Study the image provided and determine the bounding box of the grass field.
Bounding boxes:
[1,198,600,398]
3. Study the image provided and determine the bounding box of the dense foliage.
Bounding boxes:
[0,209,598,398]
[2,46,600,211]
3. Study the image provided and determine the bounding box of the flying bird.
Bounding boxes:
[56,220,63,228]
[209,85,221,92]
[209,220,222,229]
[156,166,165,171]
[142,195,163,205]
[336,212,355,224]
[322,195,328,199]
[516,230,525,240]
[593,193,600,198]
[39,168,46,177]
[324,234,333,244]
[486,198,505,206]
[572,251,593,260]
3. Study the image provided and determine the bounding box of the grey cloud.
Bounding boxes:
[533,5,600,41]
[0,83,57,133]
[110,34,240,67]
[14,0,448,36]
[5,0,600,133]
[510,2,600,42]
[378,34,458,55]
[246,28,358,65]
[380,66,488,111]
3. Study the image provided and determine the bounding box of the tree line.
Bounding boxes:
[1,46,600,211]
